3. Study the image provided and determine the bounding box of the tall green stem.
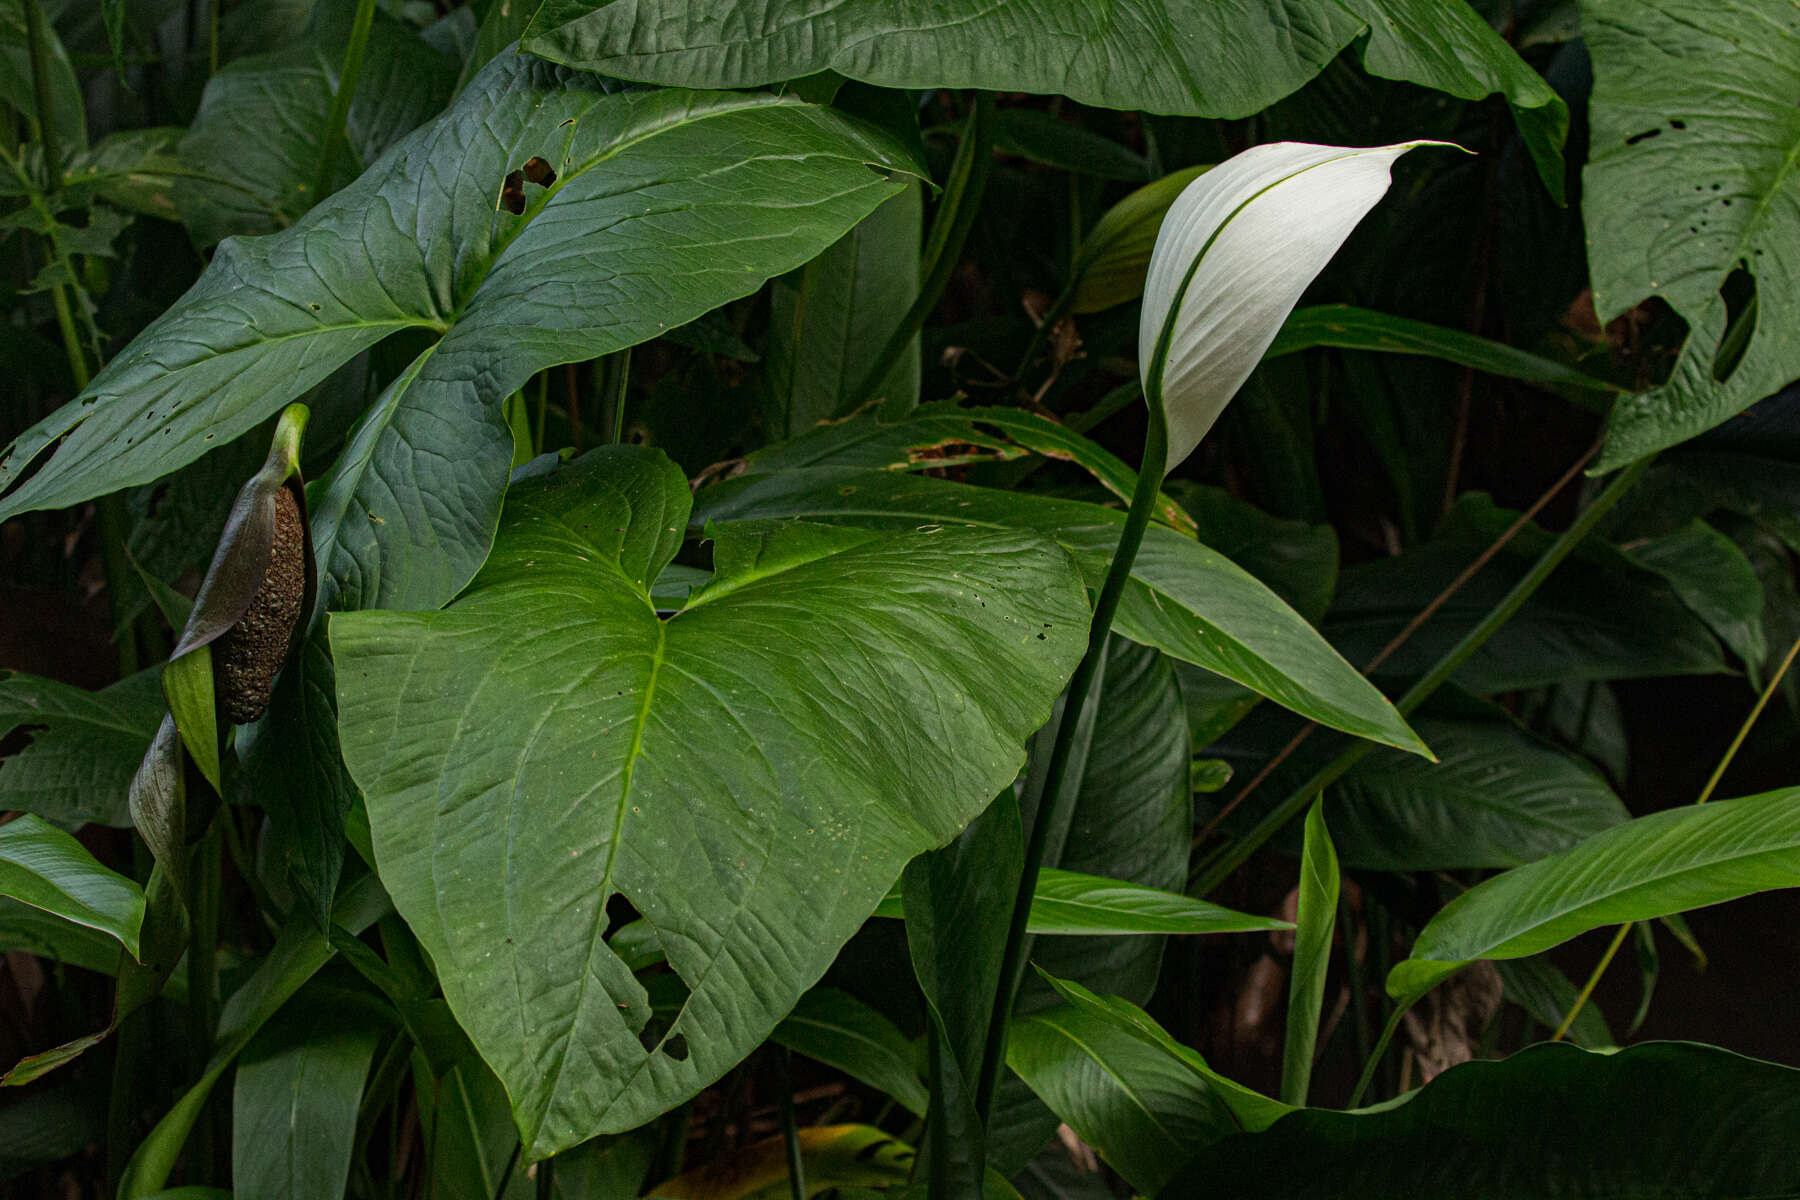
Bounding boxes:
[312,0,378,203]
[22,0,62,188]
[846,93,994,413]
[777,1045,806,1200]
[1553,627,1800,1039]
[1191,456,1653,897]
[973,405,1169,1124]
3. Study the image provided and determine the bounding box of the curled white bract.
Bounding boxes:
[1140,140,1448,472]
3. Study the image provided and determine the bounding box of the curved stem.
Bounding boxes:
[1551,920,1631,1042]
[1552,627,1800,1040]
[845,94,994,414]
[1347,1001,1412,1108]
[1010,280,1075,390]
[312,0,378,203]
[973,405,1169,1125]
[1191,455,1653,897]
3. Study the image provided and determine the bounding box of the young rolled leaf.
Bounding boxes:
[1140,141,1447,471]
[1279,800,1338,1107]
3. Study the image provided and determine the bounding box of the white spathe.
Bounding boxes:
[1140,140,1448,472]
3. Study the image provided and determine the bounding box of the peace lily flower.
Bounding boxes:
[1140,140,1450,471]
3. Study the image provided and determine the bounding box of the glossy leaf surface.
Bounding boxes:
[1586,0,1800,466]
[231,996,384,1200]
[0,815,145,958]
[333,447,1089,1155]
[1389,787,1800,1005]
[1009,1003,1236,1194]
[0,669,163,828]
[523,0,1563,192]
[1161,1042,1800,1196]
[0,54,919,620]
[694,467,1426,756]
[1330,715,1630,872]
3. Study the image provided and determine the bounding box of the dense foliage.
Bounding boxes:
[2,0,1798,1196]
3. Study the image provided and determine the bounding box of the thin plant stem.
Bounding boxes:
[1551,921,1631,1042]
[312,0,378,202]
[1191,454,1653,897]
[974,401,1170,1125]
[1553,628,1800,1040]
[1194,438,1602,852]
[1010,281,1075,390]
[846,93,994,414]
[777,1045,806,1200]
[604,348,632,445]
[534,370,549,456]
[493,1142,522,1200]
[208,0,220,76]
[536,1157,555,1199]
[1348,1002,1410,1107]
[1695,629,1800,807]
[23,0,62,187]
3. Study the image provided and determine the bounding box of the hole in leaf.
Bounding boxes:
[663,1033,689,1061]
[499,171,526,215]
[601,893,640,941]
[1625,128,1661,146]
[521,156,556,188]
[637,1017,668,1054]
[1711,263,1757,383]
[1670,119,1687,130]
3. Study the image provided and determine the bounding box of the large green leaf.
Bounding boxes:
[1388,787,1800,1006]
[331,447,1090,1156]
[1032,640,1196,1006]
[0,668,163,828]
[231,992,385,1200]
[1329,715,1630,872]
[0,815,144,958]
[176,0,457,246]
[693,467,1426,756]
[1160,1042,1800,1196]
[773,987,928,1117]
[0,54,920,620]
[117,874,392,1199]
[875,866,1286,938]
[1327,495,1727,692]
[745,401,1197,536]
[1266,303,1623,394]
[1586,0,1800,466]
[1008,1004,1237,1195]
[764,182,922,436]
[523,0,1565,195]
[904,796,1021,1195]
[1625,517,1768,668]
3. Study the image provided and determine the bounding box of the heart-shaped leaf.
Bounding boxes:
[331,447,1090,1155]
[0,52,922,620]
